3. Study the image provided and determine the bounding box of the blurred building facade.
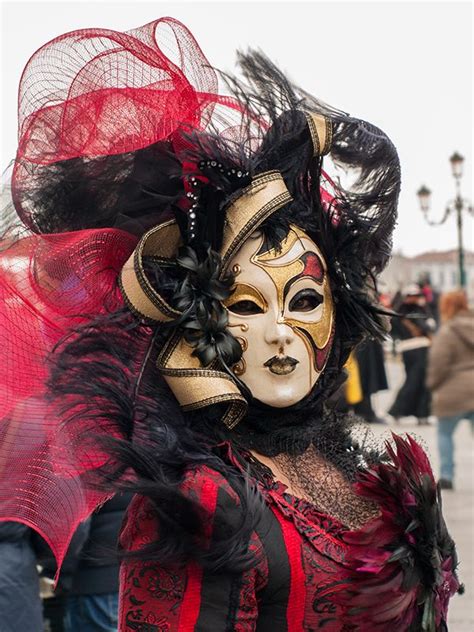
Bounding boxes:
[380,249,474,299]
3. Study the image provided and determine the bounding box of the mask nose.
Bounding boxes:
[264,319,295,348]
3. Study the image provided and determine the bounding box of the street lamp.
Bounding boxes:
[450,151,464,179]
[417,152,473,288]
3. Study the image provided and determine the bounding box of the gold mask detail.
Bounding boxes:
[252,225,334,370]
[224,226,335,408]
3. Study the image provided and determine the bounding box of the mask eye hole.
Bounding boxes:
[227,300,264,316]
[289,289,323,313]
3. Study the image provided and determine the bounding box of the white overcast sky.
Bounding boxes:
[1,0,472,256]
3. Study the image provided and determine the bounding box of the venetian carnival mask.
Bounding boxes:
[225,226,334,407]
[119,112,337,427]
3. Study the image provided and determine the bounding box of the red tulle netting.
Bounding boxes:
[2,17,254,570]
[0,229,137,569]
[12,17,252,229]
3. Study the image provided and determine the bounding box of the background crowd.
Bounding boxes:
[343,282,473,493]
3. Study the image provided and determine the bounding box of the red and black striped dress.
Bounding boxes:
[118,437,459,631]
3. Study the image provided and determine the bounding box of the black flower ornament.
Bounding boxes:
[172,246,242,367]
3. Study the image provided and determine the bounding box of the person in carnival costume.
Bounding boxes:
[0,17,462,631]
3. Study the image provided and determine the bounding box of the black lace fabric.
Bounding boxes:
[232,414,385,530]
[272,445,380,529]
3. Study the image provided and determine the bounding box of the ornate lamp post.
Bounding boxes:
[417,152,473,288]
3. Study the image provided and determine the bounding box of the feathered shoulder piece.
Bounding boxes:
[341,434,461,631]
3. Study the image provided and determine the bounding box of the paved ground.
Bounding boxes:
[372,358,473,631]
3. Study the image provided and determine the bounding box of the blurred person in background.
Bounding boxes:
[344,351,363,411]
[0,522,43,632]
[62,494,129,632]
[419,274,440,327]
[426,290,474,490]
[353,337,389,424]
[388,284,435,425]
[39,493,131,632]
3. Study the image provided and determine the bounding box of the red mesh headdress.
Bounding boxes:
[0,17,400,573]
[13,17,250,228]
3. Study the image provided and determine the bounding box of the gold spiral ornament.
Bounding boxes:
[232,358,246,376]
[236,336,248,352]
[227,321,249,332]
[232,263,242,275]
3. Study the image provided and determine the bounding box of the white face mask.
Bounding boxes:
[224,226,334,407]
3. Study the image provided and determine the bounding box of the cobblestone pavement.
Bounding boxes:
[371,358,474,631]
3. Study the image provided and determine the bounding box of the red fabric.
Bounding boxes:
[176,563,202,631]
[176,475,219,629]
[272,511,306,632]
[12,16,335,232]
[118,495,189,630]
[0,228,137,570]
[119,467,265,631]
[16,18,217,163]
